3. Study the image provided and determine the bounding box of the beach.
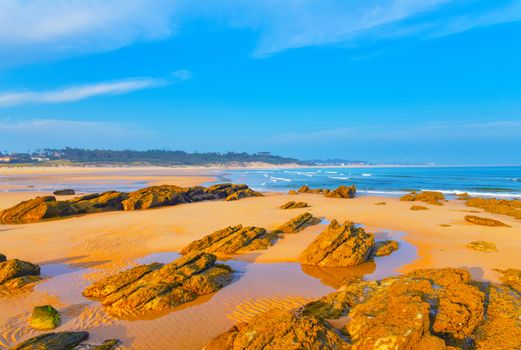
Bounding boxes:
[1,168,520,349]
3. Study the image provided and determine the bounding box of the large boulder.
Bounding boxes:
[12,331,89,350]
[29,305,61,330]
[300,220,376,267]
[0,258,41,287]
[325,185,356,198]
[204,308,349,350]
[272,212,321,234]
[400,191,445,205]
[180,225,276,256]
[83,252,232,311]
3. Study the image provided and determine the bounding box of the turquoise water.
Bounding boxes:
[222,166,521,199]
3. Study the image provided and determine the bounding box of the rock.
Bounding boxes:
[299,220,376,267]
[0,253,5,262]
[464,215,510,227]
[280,201,309,209]
[83,252,232,311]
[467,241,497,252]
[12,331,89,350]
[92,339,120,350]
[121,185,193,210]
[52,189,75,195]
[288,190,298,195]
[297,185,330,194]
[466,197,521,220]
[225,188,262,201]
[204,309,349,350]
[371,240,399,256]
[456,192,470,200]
[0,259,41,287]
[272,212,321,234]
[400,191,445,205]
[325,185,356,198]
[374,202,386,205]
[0,196,59,224]
[496,268,521,293]
[30,305,60,330]
[180,225,276,256]
[410,205,429,211]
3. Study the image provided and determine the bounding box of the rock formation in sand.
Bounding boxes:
[52,189,75,195]
[467,241,498,252]
[279,201,309,209]
[464,215,510,227]
[410,205,429,211]
[0,183,262,224]
[0,258,41,288]
[180,225,276,256]
[204,308,350,350]
[30,305,60,330]
[288,190,298,195]
[325,185,356,198]
[299,220,398,267]
[297,185,330,194]
[272,212,321,234]
[12,331,89,350]
[466,197,521,220]
[83,251,232,312]
[204,267,520,350]
[400,191,445,205]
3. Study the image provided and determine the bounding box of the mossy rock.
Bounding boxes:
[30,305,61,330]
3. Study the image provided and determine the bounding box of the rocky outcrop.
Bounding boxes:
[466,197,521,220]
[30,305,60,330]
[464,215,510,227]
[272,212,321,234]
[12,331,89,350]
[297,185,330,194]
[180,225,276,256]
[300,220,397,267]
[372,240,399,256]
[410,205,429,210]
[400,191,445,205]
[467,241,497,252]
[325,185,356,198]
[83,252,232,312]
[0,253,5,262]
[280,201,309,209]
[204,308,349,350]
[52,189,75,195]
[0,183,262,224]
[496,268,521,293]
[0,258,41,287]
[288,190,298,195]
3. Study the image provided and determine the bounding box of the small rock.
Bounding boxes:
[52,189,75,196]
[279,201,309,209]
[92,339,121,350]
[467,241,497,252]
[0,253,6,262]
[30,305,60,330]
[288,190,298,195]
[272,212,320,234]
[0,258,41,287]
[464,215,510,227]
[371,240,399,257]
[12,331,89,350]
[410,205,429,211]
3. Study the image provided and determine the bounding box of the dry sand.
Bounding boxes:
[0,170,520,349]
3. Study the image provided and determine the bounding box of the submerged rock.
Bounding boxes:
[12,331,89,350]
[466,197,521,220]
[272,212,321,234]
[400,191,445,205]
[0,183,262,224]
[325,185,356,198]
[83,252,232,312]
[204,308,349,350]
[180,225,276,255]
[0,258,41,287]
[372,240,399,256]
[300,220,376,267]
[279,201,309,209]
[52,189,75,196]
[30,305,60,330]
[464,215,510,227]
[467,241,497,252]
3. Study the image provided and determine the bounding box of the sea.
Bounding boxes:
[221,166,521,199]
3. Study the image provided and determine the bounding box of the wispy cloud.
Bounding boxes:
[0,70,191,107]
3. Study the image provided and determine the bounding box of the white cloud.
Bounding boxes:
[171,69,192,81]
[0,78,167,107]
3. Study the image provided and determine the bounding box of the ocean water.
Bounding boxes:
[222,166,521,199]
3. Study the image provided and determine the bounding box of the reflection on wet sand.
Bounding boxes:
[301,262,377,289]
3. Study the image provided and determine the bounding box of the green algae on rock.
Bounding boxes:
[30,305,61,330]
[83,251,232,312]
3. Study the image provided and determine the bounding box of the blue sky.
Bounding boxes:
[0,0,520,164]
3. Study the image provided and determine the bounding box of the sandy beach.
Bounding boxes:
[0,168,520,349]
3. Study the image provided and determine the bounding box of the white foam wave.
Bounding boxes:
[420,189,521,198]
[270,176,292,182]
[326,171,338,174]
[362,173,372,177]
[329,176,350,180]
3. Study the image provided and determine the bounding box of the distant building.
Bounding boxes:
[0,156,11,162]
[31,157,50,162]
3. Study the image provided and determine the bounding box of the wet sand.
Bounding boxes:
[0,172,520,349]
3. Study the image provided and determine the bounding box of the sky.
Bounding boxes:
[0,0,520,164]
